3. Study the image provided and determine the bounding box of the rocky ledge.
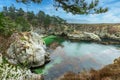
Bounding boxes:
[45,24,120,44]
[67,31,101,41]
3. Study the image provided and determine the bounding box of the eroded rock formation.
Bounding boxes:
[6,32,50,68]
[67,31,101,41]
[47,24,120,44]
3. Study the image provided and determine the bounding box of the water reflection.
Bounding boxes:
[43,41,120,80]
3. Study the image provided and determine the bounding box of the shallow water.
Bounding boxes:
[42,41,120,80]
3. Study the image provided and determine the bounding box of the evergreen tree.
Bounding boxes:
[27,11,35,22]
[16,8,24,17]
[37,11,45,26]
[16,0,108,15]
[2,6,8,16]
[44,15,51,29]
[8,4,16,20]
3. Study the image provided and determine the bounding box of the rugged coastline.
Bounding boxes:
[58,57,120,80]
[43,24,120,45]
[1,24,120,80]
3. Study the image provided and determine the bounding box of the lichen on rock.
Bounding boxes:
[0,55,43,80]
[6,32,50,68]
[0,54,2,64]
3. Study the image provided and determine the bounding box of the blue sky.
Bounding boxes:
[0,0,120,23]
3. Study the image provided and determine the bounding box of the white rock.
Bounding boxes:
[6,32,50,68]
[0,53,2,64]
[67,32,101,41]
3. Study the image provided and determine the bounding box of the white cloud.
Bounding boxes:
[1,0,119,23]
[62,0,120,23]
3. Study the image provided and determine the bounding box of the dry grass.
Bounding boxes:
[58,57,120,80]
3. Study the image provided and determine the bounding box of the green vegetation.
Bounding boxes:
[0,13,16,37]
[16,0,42,4]
[16,0,108,14]
[0,0,108,37]
[0,13,30,37]
[0,5,66,37]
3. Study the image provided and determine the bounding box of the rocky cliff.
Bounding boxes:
[47,24,120,44]
[69,24,120,40]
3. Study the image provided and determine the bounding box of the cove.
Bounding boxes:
[33,40,120,80]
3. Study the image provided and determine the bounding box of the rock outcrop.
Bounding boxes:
[67,24,120,42]
[0,53,2,64]
[6,32,50,68]
[67,31,101,41]
[0,56,43,80]
[46,24,120,44]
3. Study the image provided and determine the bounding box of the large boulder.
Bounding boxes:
[6,32,50,68]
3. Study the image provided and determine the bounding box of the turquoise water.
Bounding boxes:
[40,41,120,79]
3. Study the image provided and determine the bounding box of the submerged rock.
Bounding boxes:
[6,32,50,68]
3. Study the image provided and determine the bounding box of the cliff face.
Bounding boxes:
[68,24,120,38]
[47,24,120,44]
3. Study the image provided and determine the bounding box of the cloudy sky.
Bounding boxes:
[0,0,120,23]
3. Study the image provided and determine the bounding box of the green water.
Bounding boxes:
[42,35,64,46]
